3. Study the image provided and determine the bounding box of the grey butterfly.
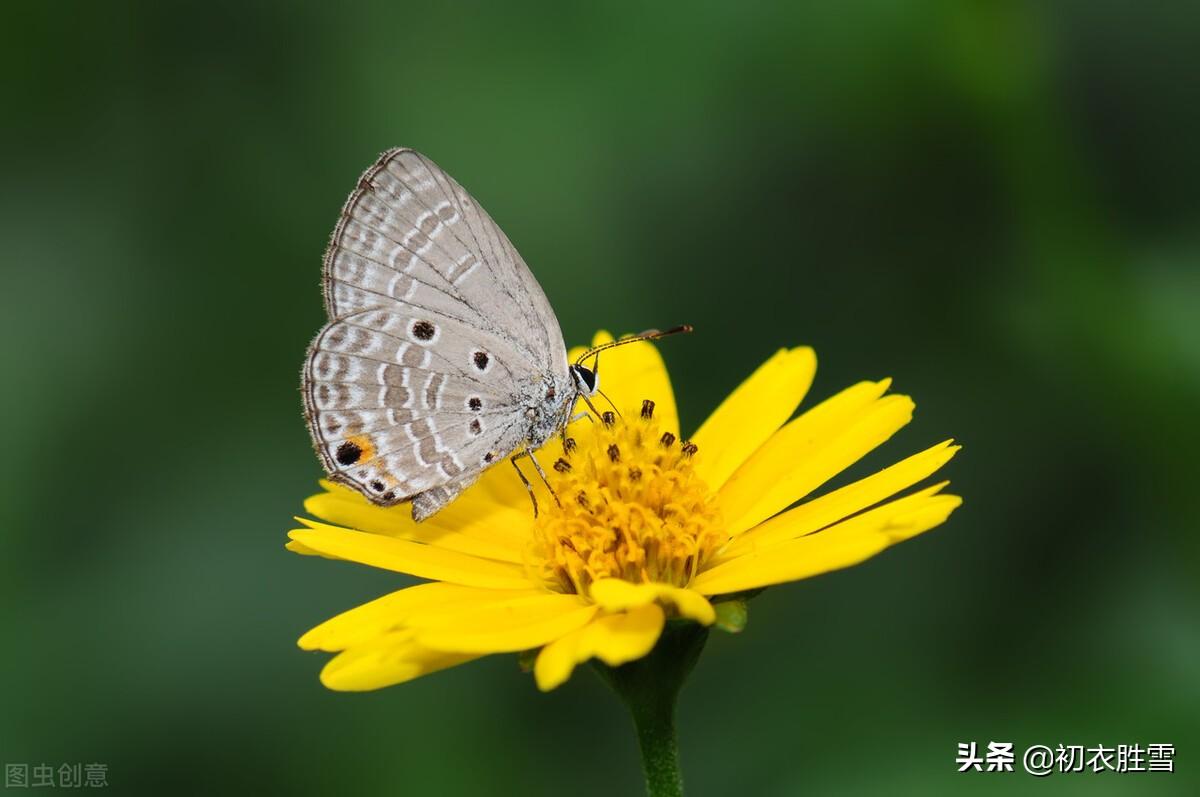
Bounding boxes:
[303,148,680,522]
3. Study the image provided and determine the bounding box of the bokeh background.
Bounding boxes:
[3,2,1197,794]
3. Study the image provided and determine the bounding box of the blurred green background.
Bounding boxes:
[3,1,1197,794]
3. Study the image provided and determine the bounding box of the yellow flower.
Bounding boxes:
[288,332,961,692]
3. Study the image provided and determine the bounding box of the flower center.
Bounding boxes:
[530,400,723,597]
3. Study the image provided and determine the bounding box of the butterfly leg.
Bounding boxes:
[510,453,540,518]
[579,393,603,419]
[526,450,561,509]
[596,388,622,417]
[560,410,593,443]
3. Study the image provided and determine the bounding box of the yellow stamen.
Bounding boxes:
[530,401,723,597]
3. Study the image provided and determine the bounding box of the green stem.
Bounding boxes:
[593,621,709,797]
[628,685,683,797]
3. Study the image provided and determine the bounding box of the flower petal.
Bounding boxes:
[471,450,537,507]
[690,347,816,490]
[589,578,715,625]
[319,631,480,691]
[716,440,960,561]
[566,343,589,365]
[288,521,535,589]
[534,604,666,691]
[305,483,529,563]
[298,582,544,652]
[415,599,598,653]
[285,538,334,558]
[580,330,678,436]
[693,485,962,595]
[718,380,912,535]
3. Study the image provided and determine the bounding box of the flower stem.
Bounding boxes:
[593,621,709,797]
[629,686,683,797]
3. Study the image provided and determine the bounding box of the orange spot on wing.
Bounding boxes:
[346,434,376,463]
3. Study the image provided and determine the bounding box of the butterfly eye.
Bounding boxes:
[571,365,598,395]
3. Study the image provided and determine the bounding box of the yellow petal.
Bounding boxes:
[717,440,960,561]
[288,521,535,589]
[579,330,679,436]
[566,343,589,365]
[416,600,598,653]
[312,477,505,527]
[319,631,479,691]
[534,603,665,691]
[298,583,543,652]
[470,452,535,507]
[421,488,533,551]
[690,347,817,490]
[718,380,912,535]
[589,578,716,625]
[305,485,528,563]
[693,486,962,595]
[285,538,334,558]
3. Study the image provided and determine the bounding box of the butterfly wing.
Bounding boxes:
[303,307,534,508]
[305,149,573,517]
[321,148,567,376]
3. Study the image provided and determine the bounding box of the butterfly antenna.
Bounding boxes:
[575,324,694,367]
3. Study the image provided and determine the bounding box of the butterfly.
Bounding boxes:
[302,148,687,521]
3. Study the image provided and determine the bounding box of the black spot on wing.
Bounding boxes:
[411,320,436,341]
[336,441,362,465]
